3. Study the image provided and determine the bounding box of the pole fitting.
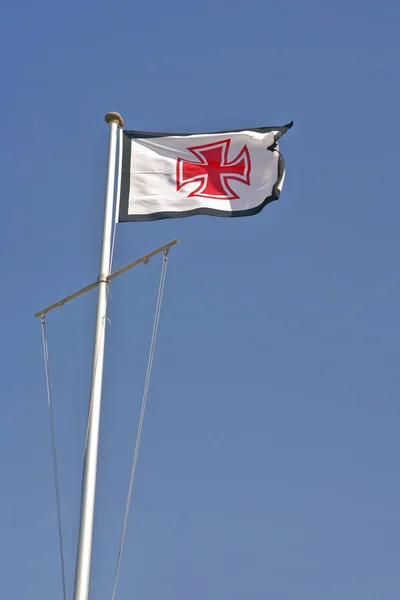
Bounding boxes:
[97,274,109,284]
[105,112,124,128]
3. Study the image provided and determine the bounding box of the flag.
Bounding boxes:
[118,123,293,222]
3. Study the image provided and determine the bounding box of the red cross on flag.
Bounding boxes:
[118,123,293,222]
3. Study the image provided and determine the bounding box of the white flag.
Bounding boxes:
[118,123,292,222]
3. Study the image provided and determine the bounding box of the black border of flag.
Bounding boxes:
[119,122,293,222]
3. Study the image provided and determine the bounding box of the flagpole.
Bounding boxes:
[73,111,124,600]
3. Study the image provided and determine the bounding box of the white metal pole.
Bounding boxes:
[73,112,124,600]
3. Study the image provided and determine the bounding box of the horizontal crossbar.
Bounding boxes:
[107,238,178,281]
[35,238,179,318]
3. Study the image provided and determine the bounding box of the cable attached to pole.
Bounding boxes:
[111,250,170,600]
[109,126,123,273]
[40,316,68,600]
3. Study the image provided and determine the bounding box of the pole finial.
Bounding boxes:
[105,112,124,127]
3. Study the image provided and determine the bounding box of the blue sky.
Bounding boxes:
[1,0,399,598]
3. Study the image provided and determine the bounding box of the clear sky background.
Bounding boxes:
[1,0,399,598]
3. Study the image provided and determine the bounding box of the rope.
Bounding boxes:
[110,126,123,273]
[85,126,123,450]
[111,250,170,600]
[40,317,68,600]
[84,316,108,453]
